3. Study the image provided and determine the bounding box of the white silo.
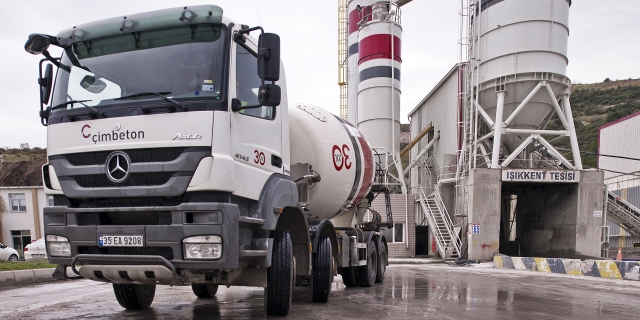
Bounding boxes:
[347,0,379,125]
[356,1,402,156]
[470,0,581,169]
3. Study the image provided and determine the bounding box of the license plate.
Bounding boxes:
[32,254,45,258]
[98,235,144,247]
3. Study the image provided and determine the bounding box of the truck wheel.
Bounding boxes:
[375,243,387,283]
[340,267,358,287]
[113,284,156,309]
[265,229,293,316]
[312,237,332,302]
[191,284,219,298]
[356,244,377,287]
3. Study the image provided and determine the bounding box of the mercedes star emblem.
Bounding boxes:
[105,151,131,183]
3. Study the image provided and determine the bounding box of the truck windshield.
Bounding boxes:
[51,24,225,109]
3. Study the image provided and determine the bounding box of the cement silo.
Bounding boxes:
[470,0,581,169]
[352,1,402,156]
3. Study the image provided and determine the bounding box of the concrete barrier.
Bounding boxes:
[13,270,36,286]
[0,271,16,287]
[494,256,640,281]
[0,268,81,288]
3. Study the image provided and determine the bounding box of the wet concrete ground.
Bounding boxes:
[2,264,640,319]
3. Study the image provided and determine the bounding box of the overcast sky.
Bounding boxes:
[1,0,638,148]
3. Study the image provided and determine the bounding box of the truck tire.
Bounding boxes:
[113,284,156,309]
[265,229,293,316]
[312,237,332,302]
[356,244,377,287]
[340,266,358,287]
[191,284,219,298]
[375,243,387,283]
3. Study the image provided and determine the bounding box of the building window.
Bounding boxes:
[47,196,54,207]
[9,194,27,212]
[11,230,32,254]
[383,223,405,243]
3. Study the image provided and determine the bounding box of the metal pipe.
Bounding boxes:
[400,123,433,158]
[477,131,494,143]
[545,84,570,129]
[475,101,494,127]
[537,136,574,168]
[504,128,568,136]
[503,82,543,126]
[403,132,440,176]
[491,92,506,168]
[501,135,535,167]
[562,95,583,170]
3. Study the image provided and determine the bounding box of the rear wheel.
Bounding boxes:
[113,284,156,309]
[375,243,387,283]
[8,255,18,262]
[191,284,219,298]
[356,244,377,287]
[265,229,293,316]
[312,237,332,302]
[340,266,358,287]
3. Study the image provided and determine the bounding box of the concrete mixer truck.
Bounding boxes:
[24,5,390,316]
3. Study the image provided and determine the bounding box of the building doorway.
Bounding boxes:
[415,226,430,256]
[11,230,31,255]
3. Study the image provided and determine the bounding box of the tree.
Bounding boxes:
[0,196,7,216]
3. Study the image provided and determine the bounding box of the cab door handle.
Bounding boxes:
[271,155,282,168]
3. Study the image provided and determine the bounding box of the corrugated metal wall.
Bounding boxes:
[370,194,415,258]
[599,113,640,180]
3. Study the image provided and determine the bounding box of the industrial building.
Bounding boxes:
[598,110,640,255]
[339,0,627,261]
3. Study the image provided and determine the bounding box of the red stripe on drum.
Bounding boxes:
[358,34,401,65]
[351,130,374,207]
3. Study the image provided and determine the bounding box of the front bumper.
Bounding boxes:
[43,202,241,270]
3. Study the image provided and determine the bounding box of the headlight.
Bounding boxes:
[46,235,71,257]
[183,235,222,260]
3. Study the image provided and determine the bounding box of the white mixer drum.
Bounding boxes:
[289,104,374,220]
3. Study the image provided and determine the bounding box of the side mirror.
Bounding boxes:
[24,34,55,55]
[259,84,281,107]
[258,33,280,81]
[39,64,54,104]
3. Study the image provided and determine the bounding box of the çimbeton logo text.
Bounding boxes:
[81,123,145,144]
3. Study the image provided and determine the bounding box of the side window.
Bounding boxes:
[236,44,274,120]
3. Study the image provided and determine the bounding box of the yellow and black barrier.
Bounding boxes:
[493,256,640,281]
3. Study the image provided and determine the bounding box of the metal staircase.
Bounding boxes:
[417,156,462,261]
[607,191,640,236]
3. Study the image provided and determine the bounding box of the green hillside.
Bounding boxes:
[547,78,640,168]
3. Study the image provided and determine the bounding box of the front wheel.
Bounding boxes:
[8,254,18,262]
[113,284,156,309]
[192,284,219,298]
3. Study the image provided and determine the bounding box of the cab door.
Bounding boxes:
[230,38,283,200]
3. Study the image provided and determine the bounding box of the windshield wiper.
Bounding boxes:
[115,91,189,111]
[50,100,93,110]
[67,100,107,119]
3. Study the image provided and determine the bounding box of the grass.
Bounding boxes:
[0,260,56,271]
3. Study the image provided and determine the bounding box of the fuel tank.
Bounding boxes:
[289,104,374,221]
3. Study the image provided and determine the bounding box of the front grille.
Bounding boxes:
[77,246,174,260]
[77,211,172,226]
[75,172,174,188]
[65,148,185,166]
